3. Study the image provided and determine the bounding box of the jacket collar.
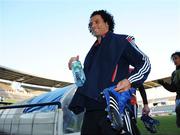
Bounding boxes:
[94,31,112,46]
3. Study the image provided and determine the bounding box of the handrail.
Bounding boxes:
[0,101,61,109]
[0,101,13,105]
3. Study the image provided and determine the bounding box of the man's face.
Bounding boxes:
[173,55,180,67]
[90,15,109,37]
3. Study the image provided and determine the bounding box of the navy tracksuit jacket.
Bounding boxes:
[69,32,151,114]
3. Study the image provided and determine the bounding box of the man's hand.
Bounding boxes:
[114,79,131,93]
[142,104,150,115]
[68,55,79,70]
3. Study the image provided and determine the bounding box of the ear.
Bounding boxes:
[105,22,109,29]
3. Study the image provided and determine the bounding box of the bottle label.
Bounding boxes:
[71,60,86,87]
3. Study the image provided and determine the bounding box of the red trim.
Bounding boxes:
[130,94,137,105]
[111,64,118,82]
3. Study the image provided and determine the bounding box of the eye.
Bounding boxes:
[95,20,100,24]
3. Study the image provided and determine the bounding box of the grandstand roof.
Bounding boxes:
[143,76,171,89]
[0,66,71,88]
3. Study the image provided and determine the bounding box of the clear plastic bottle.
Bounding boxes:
[71,60,86,87]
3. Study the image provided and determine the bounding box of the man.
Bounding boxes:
[68,10,151,135]
[158,51,180,128]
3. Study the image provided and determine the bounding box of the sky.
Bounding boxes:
[0,0,179,94]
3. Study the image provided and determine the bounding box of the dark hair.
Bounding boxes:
[88,10,115,34]
[171,51,180,60]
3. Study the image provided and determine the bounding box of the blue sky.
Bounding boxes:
[0,0,179,84]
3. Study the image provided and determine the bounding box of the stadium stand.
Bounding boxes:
[0,65,73,103]
[151,105,175,114]
[137,96,176,116]
[0,81,46,102]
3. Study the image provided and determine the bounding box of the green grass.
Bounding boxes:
[3,99,17,103]
[137,115,180,135]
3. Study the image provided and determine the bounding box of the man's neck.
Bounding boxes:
[97,36,102,44]
[96,31,109,44]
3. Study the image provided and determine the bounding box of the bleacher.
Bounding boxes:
[137,104,175,117]
[0,82,14,92]
[151,105,175,115]
[0,81,45,103]
[0,65,72,104]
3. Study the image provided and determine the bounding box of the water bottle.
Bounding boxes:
[71,60,86,87]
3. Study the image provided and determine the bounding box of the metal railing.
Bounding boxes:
[0,102,13,106]
[0,101,61,110]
